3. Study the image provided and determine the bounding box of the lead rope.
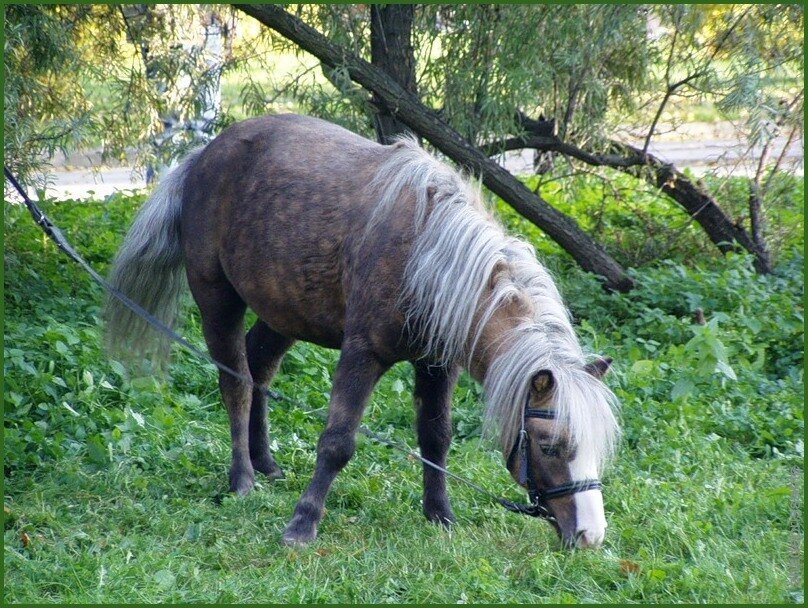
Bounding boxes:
[5,166,549,519]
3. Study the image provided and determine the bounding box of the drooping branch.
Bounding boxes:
[616,141,771,273]
[485,111,644,168]
[234,4,634,291]
[485,112,771,273]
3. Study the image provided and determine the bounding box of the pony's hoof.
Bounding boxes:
[425,505,456,528]
[282,517,318,546]
[229,469,255,496]
[264,467,285,481]
[251,455,285,480]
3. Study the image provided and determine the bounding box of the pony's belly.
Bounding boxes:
[257,306,345,350]
[239,283,346,350]
[217,232,348,348]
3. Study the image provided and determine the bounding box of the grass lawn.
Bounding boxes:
[3,187,803,603]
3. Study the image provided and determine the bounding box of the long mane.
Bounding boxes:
[368,137,619,471]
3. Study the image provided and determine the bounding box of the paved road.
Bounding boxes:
[498,135,803,177]
[11,134,804,201]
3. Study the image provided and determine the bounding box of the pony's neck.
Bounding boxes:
[467,291,534,383]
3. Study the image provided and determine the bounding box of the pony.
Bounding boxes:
[105,114,619,549]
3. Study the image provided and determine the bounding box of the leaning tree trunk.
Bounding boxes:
[234,4,634,292]
[370,5,419,145]
[484,115,772,274]
[617,141,771,273]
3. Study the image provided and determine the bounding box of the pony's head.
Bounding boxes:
[500,356,616,549]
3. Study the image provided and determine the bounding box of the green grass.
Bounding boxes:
[3,188,803,603]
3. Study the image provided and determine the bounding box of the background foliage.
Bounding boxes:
[5,4,802,271]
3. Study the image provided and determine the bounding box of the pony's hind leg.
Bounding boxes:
[189,277,254,495]
[245,320,295,479]
[283,340,390,546]
[413,362,461,526]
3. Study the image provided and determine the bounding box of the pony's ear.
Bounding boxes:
[531,370,555,396]
[585,356,612,379]
[488,261,509,290]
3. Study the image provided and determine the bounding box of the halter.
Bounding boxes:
[502,402,602,521]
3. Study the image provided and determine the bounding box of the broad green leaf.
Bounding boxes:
[631,360,655,375]
[671,378,695,401]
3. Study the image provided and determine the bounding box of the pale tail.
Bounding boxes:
[104,149,204,365]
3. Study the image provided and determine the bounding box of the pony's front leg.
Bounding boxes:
[283,343,389,546]
[414,362,460,525]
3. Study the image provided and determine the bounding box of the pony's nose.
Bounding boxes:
[575,527,605,549]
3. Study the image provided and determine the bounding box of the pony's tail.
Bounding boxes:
[104,148,204,367]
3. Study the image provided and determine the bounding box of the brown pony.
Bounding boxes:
[105,114,619,549]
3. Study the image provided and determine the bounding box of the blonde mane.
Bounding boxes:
[368,138,619,470]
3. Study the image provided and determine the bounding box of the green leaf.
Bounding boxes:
[631,360,655,375]
[127,409,145,427]
[765,486,792,498]
[671,378,695,401]
[86,434,109,466]
[153,569,176,589]
[715,360,737,381]
[185,523,202,542]
[61,402,80,417]
[391,379,405,395]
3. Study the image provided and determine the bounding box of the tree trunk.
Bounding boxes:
[370,5,419,144]
[234,4,634,291]
[748,181,771,273]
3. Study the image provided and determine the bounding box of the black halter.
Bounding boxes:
[501,404,602,521]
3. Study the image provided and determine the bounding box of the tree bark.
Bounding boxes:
[370,5,419,144]
[234,4,634,291]
[485,114,772,273]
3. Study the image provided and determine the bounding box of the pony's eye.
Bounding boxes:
[539,445,561,458]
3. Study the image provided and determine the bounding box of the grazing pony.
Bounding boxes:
[105,114,619,549]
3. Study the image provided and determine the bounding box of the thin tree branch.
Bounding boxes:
[762,124,801,196]
[642,5,753,155]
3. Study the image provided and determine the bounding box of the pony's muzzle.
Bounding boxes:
[574,488,607,549]
[574,527,606,549]
[559,526,606,550]
[554,488,607,549]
